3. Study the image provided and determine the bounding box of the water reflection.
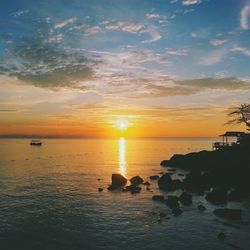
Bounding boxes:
[119,138,127,176]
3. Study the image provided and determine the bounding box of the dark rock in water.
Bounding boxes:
[123,184,141,194]
[205,188,227,205]
[150,175,159,180]
[214,208,242,220]
[159,212,167,218]
[184,169,204,192]
[130,176,143,186]
[160,159,171,166]
[168,168,176,172]
[142,181,150,186]
[146,187,151,191]
[158,173,182,191]
[217,232,225,240]
[179,192,192,205]
[197,204,206,211]
[98,188,103,192]
[172,207,183,216]
[152,195,165,202]
[166,195,179,209]
[108,174,127,190]
[227,189,242,202]
[178,173,185,177]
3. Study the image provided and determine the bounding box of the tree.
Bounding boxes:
[226,104,250,131]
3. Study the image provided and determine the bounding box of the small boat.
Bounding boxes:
[30,140,43,146]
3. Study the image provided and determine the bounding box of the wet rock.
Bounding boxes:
[205,188,227,205]
[152,195,165,202]
[142,181,151,186]
[166,195,179,209]
[178,173,185,177]
[150,175,159,180]
[130,176,143,186]
[108,174,127,190]
[172,207,183,216]
[197,204,206,211]
[123,185,142,194]
[168,168,176,172]
[159,212,167,218]
[213,208,242,220]
[217,232,225,240]
[98,188,103,192]
[146,187,151,191]
[227,189,241,202]
[179,192,192,205]
[158,174,182,191]
[160,159,171,166]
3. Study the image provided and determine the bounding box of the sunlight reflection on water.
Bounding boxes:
[119,138,127,176]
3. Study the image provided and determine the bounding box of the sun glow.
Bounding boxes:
[115,119,129,131]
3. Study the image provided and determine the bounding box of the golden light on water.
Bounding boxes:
[119,138,127,176]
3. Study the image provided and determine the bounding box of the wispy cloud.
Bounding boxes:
[105,21,145,34]
[240,4,250,30]
[231,46,250,56]
[209,39,226,46]
[166,48,189,56]
[199,49,226,65]
[182,0,201,6]
[55,17,77,29]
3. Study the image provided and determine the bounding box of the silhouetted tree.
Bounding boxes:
[226,104,250,131]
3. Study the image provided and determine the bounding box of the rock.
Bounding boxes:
[217,232,225,240]
[168,168,176,172]
[159,212,167,218]
[197,204,206,211]
[160,159,171,166]
[142,181,150,186]
[123,185,141,194]
[205,188,227,205]
[227,189,241,202]
[166,195,179,209]
[97,178,102,181]
[178,173,185,177]
[184,169,203,192]
[152,195,165,202]
[172,207,183,216]
[146,187,151,191]
[158,173,182,191]
[179,192,192,205]
[150,175,159,180]
[130,176,143,186]
[108,174,127,190]
[213,208,242,220]
[98,188,103,192]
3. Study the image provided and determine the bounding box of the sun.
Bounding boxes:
[116,119,129,131]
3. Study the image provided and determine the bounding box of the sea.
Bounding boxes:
[0,138,249,250]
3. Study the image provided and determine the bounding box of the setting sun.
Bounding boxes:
[115,119,129,131]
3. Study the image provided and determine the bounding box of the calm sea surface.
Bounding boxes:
[0,138,249,250]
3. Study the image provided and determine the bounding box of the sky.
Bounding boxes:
[0,0,250,138]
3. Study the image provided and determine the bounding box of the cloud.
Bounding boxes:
[145,13,162,19]
[0,37,95,90]
[240,5,250,30]
[199,49,226,65]
[210,39,226,46]
[142,26,162,43]
[166,48,189,56]
[55,17,77,29]
[231,46,250,56]
[105,22,145,34]
[182,0,201,6]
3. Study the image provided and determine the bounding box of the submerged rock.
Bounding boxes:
[172,207,183,216]
[98,188,103,192]
[152,195,165,202]
[123,185,141,194]
[205,188,227,205]
[108,174,127,190]
[150,175,159,180]
[158,173,182,191]
[227,189,242,202]
[179,192,192,205]
[197,204,206,211]
[213,208,242,220]
[130,176,143,186]
[217,232,225,240]
[166,195,179,209]
[142,181,150,186]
